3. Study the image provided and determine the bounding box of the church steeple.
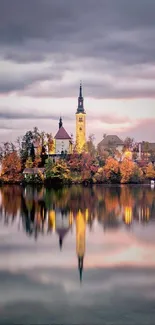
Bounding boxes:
[59,117,63,129]
[79,81,82,97]
[77,82,85,114]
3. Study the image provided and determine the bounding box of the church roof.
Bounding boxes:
[54,126,71,140]
[98,135,124,147]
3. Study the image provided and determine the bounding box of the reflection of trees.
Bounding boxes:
[0,185,22,222]
[0,185,155,236]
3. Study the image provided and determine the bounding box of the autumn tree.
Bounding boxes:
[120,159,135,183]
[130,164,143,183]
[45,158,70,184]
[47,133,55,154]
[120,158,143,183]
[123,137,134,151]
[80,152,98,182]
[67,153,81,173]
[104,158,120,183]
[93,167,106,183]
[96,145,109,167]
[25,157,33,168]
[20,127,42,165]
[145,163,155,179]
[0,142,16,160]
[45,158,54,179]
[1,151,22,182]
[83,134,96,157]
[34,154,41,167]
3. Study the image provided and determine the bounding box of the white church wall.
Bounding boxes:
[55,139,70,154]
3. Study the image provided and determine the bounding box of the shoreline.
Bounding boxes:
[0,180,152,187]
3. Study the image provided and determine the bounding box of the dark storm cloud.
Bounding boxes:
[0,0,155,45]
[0,108,73,120]
[0,0,155,97]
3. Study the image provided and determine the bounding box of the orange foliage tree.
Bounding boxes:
[145,163,155,179]
[1,151,22,182]
[104,158,120,182]
[120,158,135,183]
[120,158,143,183]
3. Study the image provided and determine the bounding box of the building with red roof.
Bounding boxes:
[54,117,72,154]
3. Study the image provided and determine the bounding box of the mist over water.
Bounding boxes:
[0,184,155,324]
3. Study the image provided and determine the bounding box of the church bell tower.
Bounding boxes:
[76,82,86,153]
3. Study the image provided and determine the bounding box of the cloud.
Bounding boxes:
[0,0,154,142]
[117,118,155,141]
[0,0,155,98]
[91,114,131,125]
[0,108,70,120]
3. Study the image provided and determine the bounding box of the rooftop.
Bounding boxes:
[141,142,155,152]
[54,126,71,140]
[98,135,124,147]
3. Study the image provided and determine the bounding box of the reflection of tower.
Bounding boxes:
[48,209,56,232]
[76,82,86,153]
[123,206,133,227]
[56,210,70,250]
[76,210,86,282]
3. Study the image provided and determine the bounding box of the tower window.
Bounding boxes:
[79,127,82,131]
[79,117,83,122]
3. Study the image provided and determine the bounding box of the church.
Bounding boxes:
[32,83,86,160]
[50,83,86,156]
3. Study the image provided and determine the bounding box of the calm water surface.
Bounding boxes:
[0,184,155,324]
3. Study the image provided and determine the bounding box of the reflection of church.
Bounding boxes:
[54,208,87,282]
[1,185,155,284]
[55,209,72,249]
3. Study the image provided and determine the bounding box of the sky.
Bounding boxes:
[0,0,155,145]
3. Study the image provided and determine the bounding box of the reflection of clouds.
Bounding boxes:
[0,267,155,324]
[0,185,155,323]
[0,223,155,272]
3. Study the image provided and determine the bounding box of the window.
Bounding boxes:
[79,117,83,122]
[79,127,82,131]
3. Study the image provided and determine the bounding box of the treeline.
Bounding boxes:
[0,128,155,184]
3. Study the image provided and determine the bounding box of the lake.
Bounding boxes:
[0,184,155,324]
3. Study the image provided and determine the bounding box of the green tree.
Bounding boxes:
[45,159,70,184]
[45,158,54,179]
[0,142,16,158]
[30,143,35,162]
[20,127,42,165]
